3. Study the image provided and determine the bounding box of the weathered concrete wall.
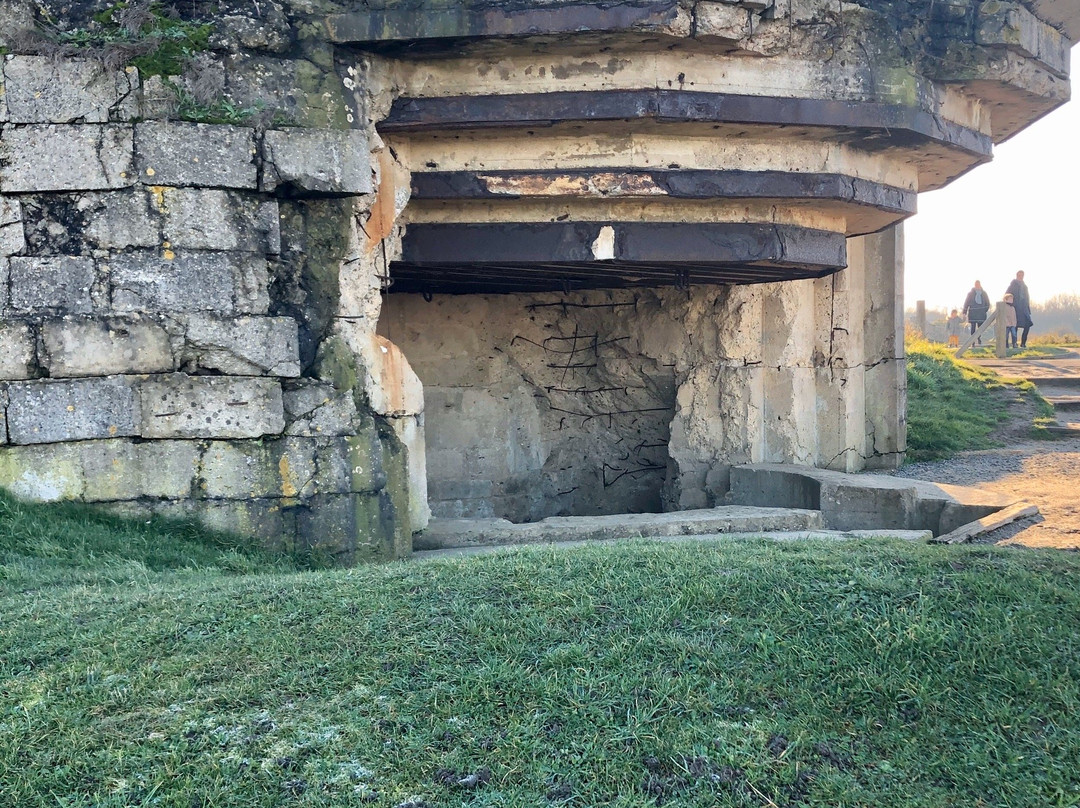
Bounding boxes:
[381,226,905,521]
[379,292,677,520]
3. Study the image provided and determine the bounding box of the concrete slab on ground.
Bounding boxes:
[415,505,824,551]
[413,528,933,560]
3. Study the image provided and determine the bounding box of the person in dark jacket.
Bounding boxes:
[1005,271,1033,347]
[963,280,990,345]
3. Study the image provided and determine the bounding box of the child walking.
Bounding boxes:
[946,309,963,348]
[1003,293,1018,349]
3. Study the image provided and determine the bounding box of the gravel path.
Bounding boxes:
[894,436,1080,549]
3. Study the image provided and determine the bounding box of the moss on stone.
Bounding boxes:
[312,335,367,410]
[375,418,415,554]
[274,199,354,368]
[293,58,351,129]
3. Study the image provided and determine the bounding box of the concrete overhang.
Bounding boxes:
[381,89,993,192]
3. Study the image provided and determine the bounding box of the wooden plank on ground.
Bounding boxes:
[931,502,1040,544]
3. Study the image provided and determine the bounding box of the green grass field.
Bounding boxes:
[906,338,1054,460]
[0,345,1075,806]
[3,490,1080,807]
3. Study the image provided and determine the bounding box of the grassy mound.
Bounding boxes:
[4,528,1080,807]
[906,338,1052,460]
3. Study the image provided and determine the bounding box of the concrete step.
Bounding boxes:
[1046,396,1080,411]
[729,463,1018,537]
[1043,423,1080,437]
[1033,376,1080,390]
[416,506,824,550]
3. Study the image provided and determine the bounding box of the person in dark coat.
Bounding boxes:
[962,280,991,345]
[1006,271,1033,347]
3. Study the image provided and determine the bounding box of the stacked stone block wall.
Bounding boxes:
[0,49,421,562]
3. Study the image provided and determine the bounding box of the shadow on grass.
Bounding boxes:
[0,489,316,584]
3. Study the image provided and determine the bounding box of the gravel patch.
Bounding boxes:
[890,437,1080,549]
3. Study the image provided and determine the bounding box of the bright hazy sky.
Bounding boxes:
[905,47,1080,311]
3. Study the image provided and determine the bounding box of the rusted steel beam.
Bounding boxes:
[379,90,993,158]
[387,262,833,294]
[400,221,846,267]
[391,221,846,293]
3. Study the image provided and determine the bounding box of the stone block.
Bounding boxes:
[156,188,280,253]
[72,439,198,502]
[41,316,174,377]
[283,382,360,436]
[1,124,134,192]
[0,320,35,379]
[199,438,316,499]
[183,314,300,376]
[139,375,284,439]
[109,251,270,315]
[0,443,84,501]
[7,377,139,445]
[0,196,25,256]
[133,441,201,500]
[20,191,158,254]
[188,498,291,547]
[135,122,257,189]
[262,128,372,194]
[82,191,160,250]
[295,491,408,563]
[310,430,389,495]
[2,57,138,123]
[0,438,199,501]
[9,256,96,314]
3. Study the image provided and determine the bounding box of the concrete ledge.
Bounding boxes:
[380,90,993,159]
[410,169,916,214]
[729,463,1018,537]
[414,505,823,550]
[932,502,1040,545]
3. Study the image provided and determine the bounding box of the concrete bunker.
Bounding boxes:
[0,0,1075,559]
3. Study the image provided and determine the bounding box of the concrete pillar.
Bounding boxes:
[813,253,867,472]
[858,224,907,469]
[761,279,817,466]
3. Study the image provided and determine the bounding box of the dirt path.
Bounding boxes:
[896,351,1080,549]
